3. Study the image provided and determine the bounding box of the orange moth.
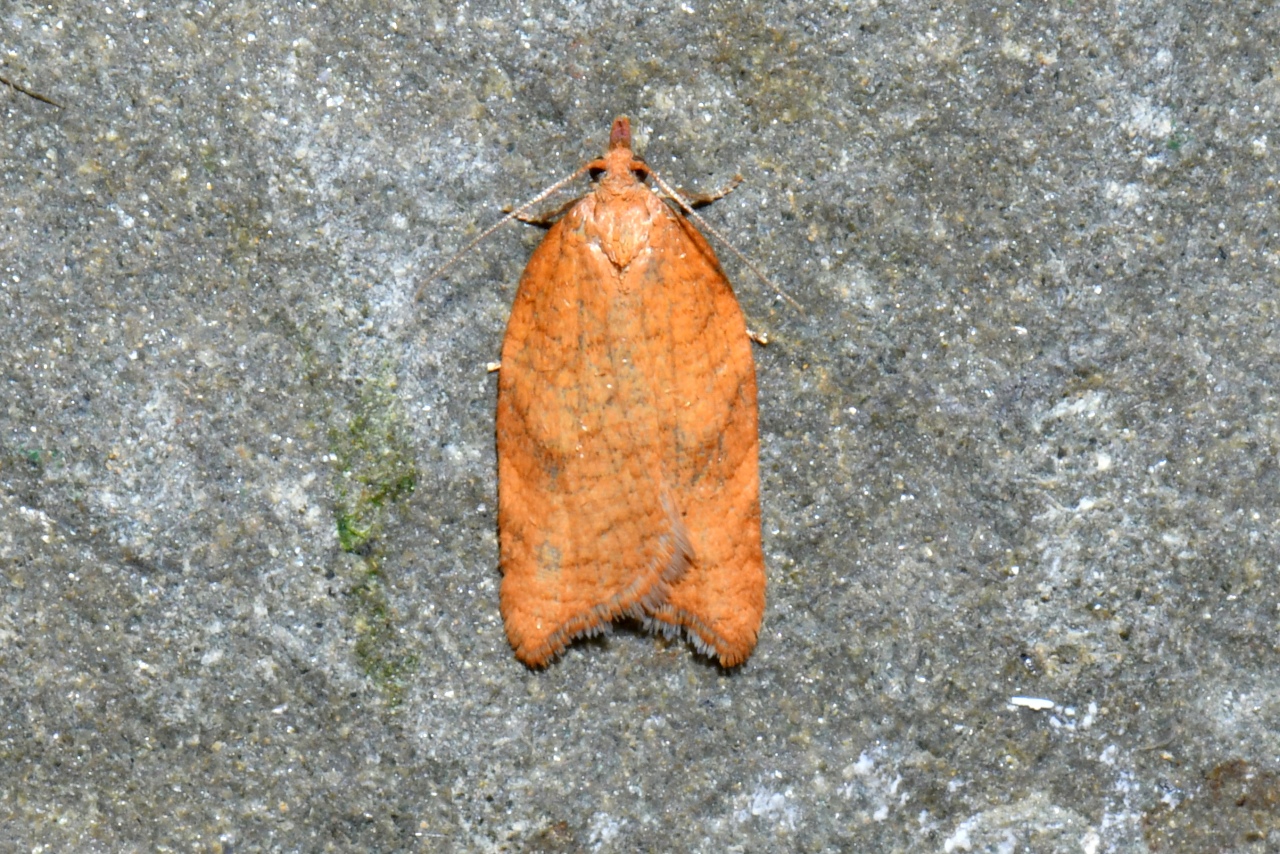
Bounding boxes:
[437,117,766,667]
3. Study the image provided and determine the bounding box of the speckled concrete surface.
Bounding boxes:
[3,2,1279,851]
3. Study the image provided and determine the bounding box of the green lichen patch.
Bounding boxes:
[329,369,420,704]
[346,557,419,707]
[4,446,63,471]
[330,374,418,555]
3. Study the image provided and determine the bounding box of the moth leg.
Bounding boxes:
[667,174,744,208]
[504,197,579,226]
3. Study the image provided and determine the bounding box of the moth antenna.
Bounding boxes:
[415,163,594,301]
[647,167,802,313]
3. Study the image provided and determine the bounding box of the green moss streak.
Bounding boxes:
[329,370,420,705]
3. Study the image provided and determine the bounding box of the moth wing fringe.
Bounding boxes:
[515,499,693,667]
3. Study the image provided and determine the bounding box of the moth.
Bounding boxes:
[490,117,766,667]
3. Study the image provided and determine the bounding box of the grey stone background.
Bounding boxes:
[3,1,1278,851]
